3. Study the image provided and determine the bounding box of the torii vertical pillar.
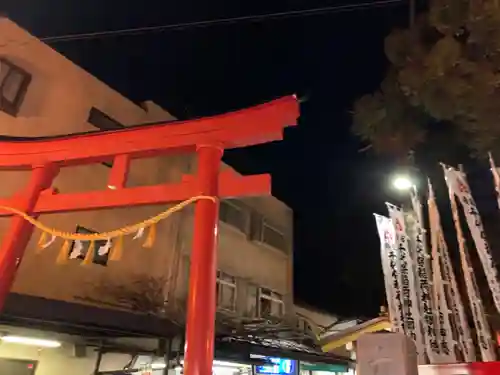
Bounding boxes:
[0,164,59,310]
[184,145,222,375]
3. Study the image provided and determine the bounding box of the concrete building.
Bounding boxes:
[0,18,351,375]
[0,16,292,319]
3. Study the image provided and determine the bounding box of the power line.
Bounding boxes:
[41,0,403,44]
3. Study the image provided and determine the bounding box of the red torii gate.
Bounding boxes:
[0,95,299,375]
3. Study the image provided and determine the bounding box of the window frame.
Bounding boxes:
[257,287,285,318]
[219,200,249,235]
[296,316,308,331]
[0,58,31,117]
[216,270,237,312]
[245,283,258,318]
[259,219,287,252]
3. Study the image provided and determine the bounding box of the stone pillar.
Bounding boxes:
[357,333,418,375]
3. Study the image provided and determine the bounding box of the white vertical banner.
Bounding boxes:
[428,181,475,362]
[426,197,456,363]
[444,165,500,314]
[387,203,425,364]
[439,229,476,362]
[374,214,404,333]
[443,166,496,362]
[408,192,442,363]
[425,183,456,363]
[488,152,500,210]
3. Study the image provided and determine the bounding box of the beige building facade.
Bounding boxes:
[0,17,293,323]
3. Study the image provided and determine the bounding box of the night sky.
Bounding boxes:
[4,0,430,317]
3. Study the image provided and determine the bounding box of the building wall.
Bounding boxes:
[175,196,292,317]
[0,18,293,319]
[0,343,131,375]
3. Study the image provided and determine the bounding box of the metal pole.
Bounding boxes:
[183,145,222,375]
[0,164,58,310]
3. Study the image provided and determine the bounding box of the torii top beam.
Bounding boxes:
[0,96,299,170]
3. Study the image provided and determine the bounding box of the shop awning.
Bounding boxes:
[1,293,182,338]
[215,336,353,367]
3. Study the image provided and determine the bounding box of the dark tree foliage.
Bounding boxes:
[353,1,500,158]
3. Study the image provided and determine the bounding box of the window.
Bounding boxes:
[245,284,258,318]
[258,288,284,318]
[296,316,316,336]
[0,59,31,116]
[128,355,165,375]
[219,201,248,233]
[216,270,237,311]
[262,221,287,251]
[68,226,110,266]
[296,316,308,331]
[88,107,125,130]
[250,215,287,252]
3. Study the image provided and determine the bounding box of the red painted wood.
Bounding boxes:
[0,164,59,310]
[0,172,271,215]
[107,154,131,189]
[0,96,298,170]
[184,145,222,375]
[419,361,500,374]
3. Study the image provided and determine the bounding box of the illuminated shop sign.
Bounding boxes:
[255,357,297,375]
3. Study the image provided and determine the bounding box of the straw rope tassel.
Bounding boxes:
[37,231,48,251]
[0,196,214,244]
[56,240,70,265]
[143,224,156,248]
[82,241,95,265]
[110,235,124,261]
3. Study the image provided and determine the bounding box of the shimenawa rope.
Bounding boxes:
[0,195,216,264]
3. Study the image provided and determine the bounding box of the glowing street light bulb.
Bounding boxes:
[392,175,414,191]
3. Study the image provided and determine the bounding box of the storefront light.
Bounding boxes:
[151,363,167,370]
[180,360,250,369]
[214,360,250,368]
[1,335,61,348]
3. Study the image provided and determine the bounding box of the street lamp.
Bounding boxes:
[392,175,415,191]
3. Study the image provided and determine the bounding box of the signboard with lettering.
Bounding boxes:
[254,357,297,375]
